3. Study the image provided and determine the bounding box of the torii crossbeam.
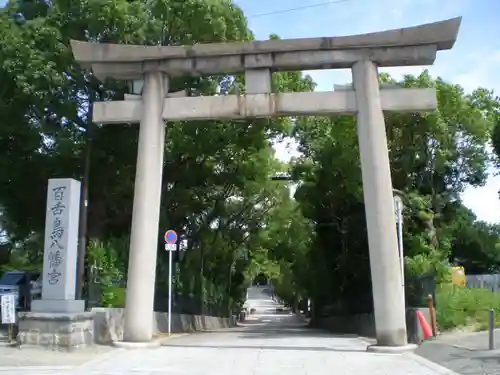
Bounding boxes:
[94,89,437,123]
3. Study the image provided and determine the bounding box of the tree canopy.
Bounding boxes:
[1,0,500,317]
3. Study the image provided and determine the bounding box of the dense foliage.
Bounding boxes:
[1,0,500,319]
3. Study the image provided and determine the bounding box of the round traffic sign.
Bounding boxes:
[164,230,178,244]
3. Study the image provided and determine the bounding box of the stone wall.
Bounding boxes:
[17,311,94,349]
[311,313,376,338]
[312,308,430,344]
[92,308,237,344]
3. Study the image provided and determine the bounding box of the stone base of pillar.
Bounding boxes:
[366,343,418,353]
[31,299,85,314]
[17,311,94,350]
[112,340,161,349]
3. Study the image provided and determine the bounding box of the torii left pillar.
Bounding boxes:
[119,72,167,346]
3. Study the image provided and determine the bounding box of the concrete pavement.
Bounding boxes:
[0,287,461,375]
[63,312,457,375]
[416,329,500,375]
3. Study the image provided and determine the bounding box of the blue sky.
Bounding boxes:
[234,0,500,223]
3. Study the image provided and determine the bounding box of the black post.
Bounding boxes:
[76,99,93,300]
[20,272,31,311]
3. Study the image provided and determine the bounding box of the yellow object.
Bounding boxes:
[451,266,466,286]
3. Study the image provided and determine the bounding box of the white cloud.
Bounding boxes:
[462,171,500,224]
[452,51,500,93]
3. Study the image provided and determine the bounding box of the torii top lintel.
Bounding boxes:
[70,17,461,80]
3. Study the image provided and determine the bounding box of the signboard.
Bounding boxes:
[393,195,403,224]
[1,294,16,324]
[165,243,177,252]
[179,239,188,251]
[164,230,178,245]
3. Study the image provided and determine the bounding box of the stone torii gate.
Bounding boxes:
[71,17,461,350]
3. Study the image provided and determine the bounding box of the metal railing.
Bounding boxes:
[467,274,500,292]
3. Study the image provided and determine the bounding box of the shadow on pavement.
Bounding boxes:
[161,343,366,352]
[237,327,356,340]
[238,318,279,325]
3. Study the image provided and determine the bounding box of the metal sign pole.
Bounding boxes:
[398,218,404,281]
[8,323,13,343]
[394,196,405,302]
[164,229,178,337]
[168,247,173,336]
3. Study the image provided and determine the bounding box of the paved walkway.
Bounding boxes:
[416,329,500,374]
[53,313,453,375]
[0,288,460,375]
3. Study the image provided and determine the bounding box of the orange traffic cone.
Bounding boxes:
[416,310,433,339]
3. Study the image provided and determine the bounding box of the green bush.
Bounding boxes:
[405,254,451,283]
[101,286,126,307]
[87,238,126,308]
[436,283,500,331]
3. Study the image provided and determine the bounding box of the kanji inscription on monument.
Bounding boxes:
[41,178,81,300]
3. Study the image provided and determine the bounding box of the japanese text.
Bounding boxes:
[47,185,67,285]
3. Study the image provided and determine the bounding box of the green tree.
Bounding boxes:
[291,71,499,318]
[0,0,316,313]
[1,0,500,319]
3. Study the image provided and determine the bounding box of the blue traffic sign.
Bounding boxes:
[164,230,178,244]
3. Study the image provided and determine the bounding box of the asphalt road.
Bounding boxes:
[415,329,500,375]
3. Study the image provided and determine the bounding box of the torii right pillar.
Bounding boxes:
[352,60,410,351]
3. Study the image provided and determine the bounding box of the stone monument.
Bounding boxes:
[17,178,94,349]
[70,18,461,351]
